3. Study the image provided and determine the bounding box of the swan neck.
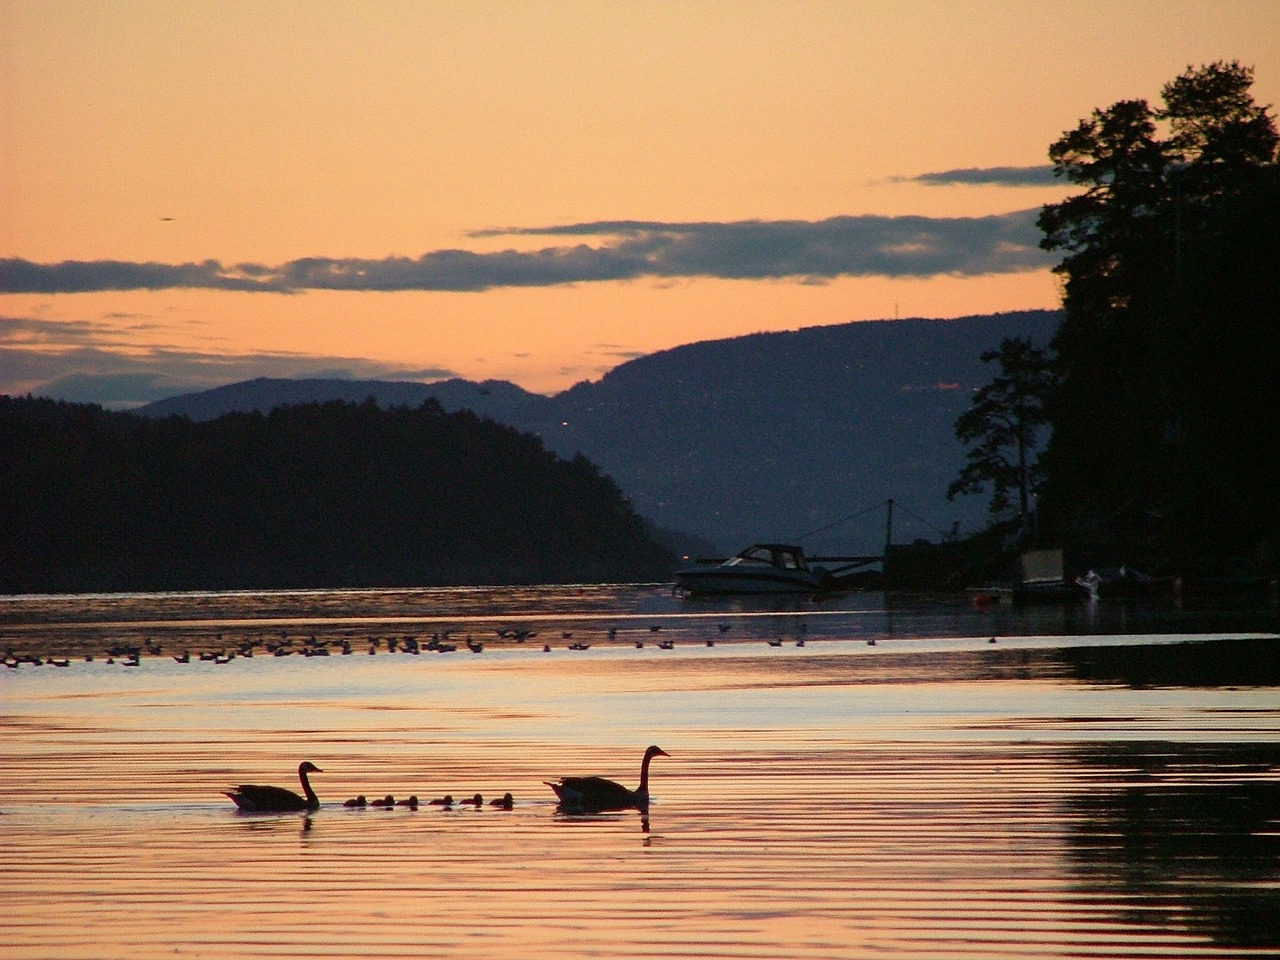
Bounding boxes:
[300,768,319,807]
[638,752,654,793]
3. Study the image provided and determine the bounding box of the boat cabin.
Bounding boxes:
[725,544,810,570]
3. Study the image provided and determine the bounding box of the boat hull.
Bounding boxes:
[675,569,824,595]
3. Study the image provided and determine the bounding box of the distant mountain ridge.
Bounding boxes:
[138,310,1061,555]
[138,375,557,423]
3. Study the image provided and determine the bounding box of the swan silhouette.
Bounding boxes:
[224,761,322,812]
[545,745,669,813]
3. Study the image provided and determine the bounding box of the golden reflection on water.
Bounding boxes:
[2,597,1279,959]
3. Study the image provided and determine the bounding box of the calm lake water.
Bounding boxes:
[2,584,1279,959]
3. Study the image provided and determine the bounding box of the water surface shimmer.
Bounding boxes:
[2,586,1278,959]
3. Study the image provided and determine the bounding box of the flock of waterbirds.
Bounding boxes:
[2,619,913,668]
[223,747,669,817]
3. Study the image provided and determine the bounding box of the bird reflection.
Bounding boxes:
[553,810,653,835]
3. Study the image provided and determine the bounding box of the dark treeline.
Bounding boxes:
[0,394,676,592]
[1037,61,1280,567]
[951,63,1279,578]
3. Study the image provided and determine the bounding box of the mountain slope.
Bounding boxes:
[138,310,1061,554]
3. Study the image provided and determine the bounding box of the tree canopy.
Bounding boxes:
[947,337,1054,518]
[1035,61,1280,564]
[0,395,676,592]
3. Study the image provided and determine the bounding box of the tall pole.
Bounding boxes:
[883,498,894,557]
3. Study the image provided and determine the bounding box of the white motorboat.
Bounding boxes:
[675,543,838,595]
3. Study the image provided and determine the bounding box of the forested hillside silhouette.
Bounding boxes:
[137,311,1063,554]
[0,395,676,592]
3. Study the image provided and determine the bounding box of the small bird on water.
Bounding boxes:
[545,745,669,813]
[224,761,322,812]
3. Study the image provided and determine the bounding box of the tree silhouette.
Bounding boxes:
[947,337,1054,518]
[1035,61,1280,560]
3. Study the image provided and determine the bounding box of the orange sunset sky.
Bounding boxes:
[3,1,1278,407]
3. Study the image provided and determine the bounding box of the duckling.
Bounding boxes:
[489,792,514,810]
[343,795,368,808]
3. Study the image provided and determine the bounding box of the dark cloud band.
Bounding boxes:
[903,166,1058,187]
[0,209,1050,295]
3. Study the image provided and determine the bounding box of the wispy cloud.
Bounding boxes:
[897,165,1059,187]
[1,316,457,408]
[0,209,1051,296]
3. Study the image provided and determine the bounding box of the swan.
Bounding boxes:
[224,761,322,812]
[545,745,669,813]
